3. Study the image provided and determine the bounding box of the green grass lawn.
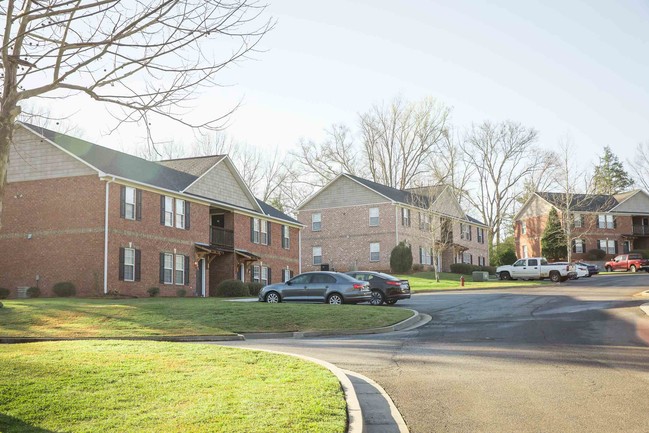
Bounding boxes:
[0,340,346,433]
[396,271,546,292]
[0,298,413,338]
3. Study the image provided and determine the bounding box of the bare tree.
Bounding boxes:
[627,141,649,192]
[359,96,450,189]
[461,120,540,246]
[0,0,272,227]
[426,127,472,208]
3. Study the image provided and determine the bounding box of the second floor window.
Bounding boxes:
[461,223,472,240]
[282,225,290,249]
[175,199,185,229]
[164,197,174,226]
[402,208,410,227]
[161,196,190,230]
[521,221,527,235]
[574,213,583,228]
[312,213,321,231]
[598,214,615,229]
[477,228,485,244]
[369,208,379,226]
[120,186,141,221]
[252,218,260,243]
[313,246,322,265]
[124,187,136,220]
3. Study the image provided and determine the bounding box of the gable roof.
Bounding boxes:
[344,174,442,208]
[20,122,197,192]
[159,155,225,177]
[18,122,300,226]
[537,192,621,212]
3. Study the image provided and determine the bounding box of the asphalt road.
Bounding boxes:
[216,273,649,433]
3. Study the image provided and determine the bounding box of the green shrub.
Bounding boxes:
[390,241,413,273]
[412,263,423,272]
[215,279,249,297]
[586,248,606,260]
[0,301,3,308]
[52,282,76,297]
[26,287,41,298]
[245,282,264,297]
[147,287,160,297]
[630,249,649,259]
[0,287,9,299]
[449,263,474,275]
[176,288,187,297]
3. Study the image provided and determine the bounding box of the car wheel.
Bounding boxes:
[265,291,280,303]
[369,290,385,306]
[327,293,343,305]
[549,271,561,283]
[606,266,612,272]
[500,272,512,280]
[385,299,398,305]
[630,265,637,273]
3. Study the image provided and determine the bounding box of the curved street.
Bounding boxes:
[216,273,649,433]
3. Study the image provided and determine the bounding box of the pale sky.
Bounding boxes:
[42,0,649,168]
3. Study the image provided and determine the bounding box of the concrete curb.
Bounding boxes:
[234,347,364,433]
[243,309,423,340]
[344,369,410,433]
[0,335,244,344]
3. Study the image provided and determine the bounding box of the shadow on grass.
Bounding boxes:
[0,413,60,433]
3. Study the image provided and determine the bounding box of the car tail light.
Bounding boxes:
[353,283,364,290]
[386,281,400,286]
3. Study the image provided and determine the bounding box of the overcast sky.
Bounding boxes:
[51,0,649,167]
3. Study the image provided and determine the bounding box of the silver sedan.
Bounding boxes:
[258,271,371,304]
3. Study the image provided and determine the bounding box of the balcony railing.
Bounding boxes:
[210,226,234,248]
[633,225,649,236]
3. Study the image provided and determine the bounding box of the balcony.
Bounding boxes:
[633,225,649,236]
[210,226,234,248]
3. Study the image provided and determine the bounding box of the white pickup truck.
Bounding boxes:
[496,257,576,282]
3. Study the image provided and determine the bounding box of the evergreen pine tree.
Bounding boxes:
[593,146,634,194]
[541,208,567,261]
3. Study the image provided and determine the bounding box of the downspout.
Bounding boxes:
[395,204,399,245]
[103,177,114,295]
[298,229,302,274]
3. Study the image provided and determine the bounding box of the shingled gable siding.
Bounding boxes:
[185,161,258,210]
[8,127,96,182]
[299,175,389,210]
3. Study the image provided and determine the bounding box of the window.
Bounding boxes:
[521,221,527,235]
[175,255,185,285]
[369,207,379,226]
[420,247,431,265]
[574,214,583,228]
[575,239,584,254]
[313,246,322,265]
[312,213,321,231]
[252,218,260,244]
[598,239,616,254]
[402,208,410,227]
[163,253,173,284]
[424,214,430,231]
[370,242,380,262]
[253,265,260,283]
[522,245,528,258]
[598,214,615,229]
[462,252,472,264]
[260,220,268,245]
[261,266,268,285]
[282,225,290,249]
[124,187,136,220]
[461,223,471,240]
[528,258,538,266]
[477,228,484,244]
[164,196,174,227]
[283,268,292,282]
[175,199,185,229]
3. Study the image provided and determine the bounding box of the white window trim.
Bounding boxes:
[369,207,379,227]
[283,269,291,282]
[261,266,268,285]
[575,239,584,254]
[521,221,527,235]
[313,246,322,265]
[124,187,136,220]
[163,253,174,284]
[282,225,290,249]
[124,247,135,282]
[164,196,174,227]
[574,214,582,228]
[253,218,260,244]
[175,199,185,229]
[253,265,261,283]
[174,254,185,285]
[312,213,322,231]
[370,242,380,262]
[260,220,268,245]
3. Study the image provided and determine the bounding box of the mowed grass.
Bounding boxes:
[0,340,346,433]
[396,271,546,292]
[0,298,413,338]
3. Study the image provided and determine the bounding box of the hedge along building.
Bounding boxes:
[0,123,302,297]
[296,173,489,273]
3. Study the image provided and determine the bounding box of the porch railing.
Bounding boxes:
[210,226,234,248]
[633,225,649,236]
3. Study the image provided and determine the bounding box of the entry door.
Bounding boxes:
[196,259,205,297]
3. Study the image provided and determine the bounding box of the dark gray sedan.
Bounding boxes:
[258,271,371,304]
[345,271,411,305]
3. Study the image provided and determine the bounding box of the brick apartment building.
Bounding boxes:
[515,191,649,259]
[296,174,489,273]
[0,123,301,297]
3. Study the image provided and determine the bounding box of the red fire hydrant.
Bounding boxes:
[460,276,465,287]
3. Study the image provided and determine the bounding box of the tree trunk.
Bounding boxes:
[0,107,19,231]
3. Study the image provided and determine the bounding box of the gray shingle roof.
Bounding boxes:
[21,122,197,192]
[159,155,225,177]
[537,192,620,212]
[345,174,440,208]
[256,199,301,225]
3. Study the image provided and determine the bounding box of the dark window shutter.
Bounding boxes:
[119,247,125,281]
[160,196,165,225]
[572,240,576,253]
[159,253,165,283]
[614,241,618,254]
[135,249,141,281]
[250,218,255,242]
[268,267,272,284]
[469,227,473,241]
[290,270,294,278]
[185,201,191,230]
[184,255,190,285]
[419,247,423,264]
[267,221,272,246]
[281,226,286,249]
[583,240,586,252]
[613,217,617,228]
[136,189,142,221]
[120,186,126,218]
[596,240,601,250]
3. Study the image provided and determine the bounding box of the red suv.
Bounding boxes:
[604,253,649,272]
